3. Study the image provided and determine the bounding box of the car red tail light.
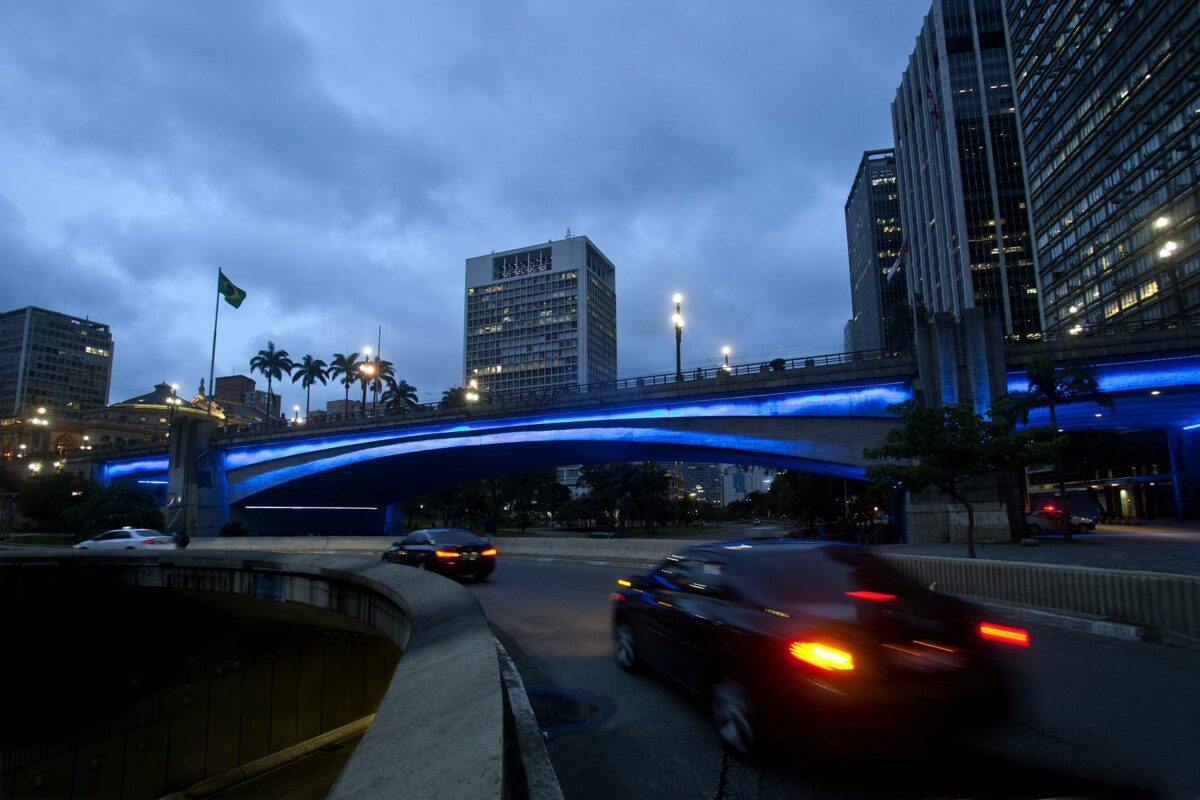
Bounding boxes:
[142,539,157,544]
[481,548,497,556]
[611,593,626,602]
[789,641,855,671]
[978,622,1031,647]
[844,590,897,601]
[434,550,460,558]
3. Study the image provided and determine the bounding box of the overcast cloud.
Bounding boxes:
[0,0,928,408]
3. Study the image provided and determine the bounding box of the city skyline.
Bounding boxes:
[0,1,930,408]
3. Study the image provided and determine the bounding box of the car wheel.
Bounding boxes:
[711,678,756,757]
[125,546,136,550]
[613,621,640,672]
[1074,523,1088,534]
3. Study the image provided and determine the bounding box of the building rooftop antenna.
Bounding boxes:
[565,227,572,239]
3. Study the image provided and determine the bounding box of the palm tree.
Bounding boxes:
[368,358,396,407]
[439,387,469,410]
[381,379,419,413]
[328,352,361,413]
[1005,356,1111,541]
[249,341,294,425]
[291,354,328,419]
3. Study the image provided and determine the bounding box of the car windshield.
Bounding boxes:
[429,529,483,545]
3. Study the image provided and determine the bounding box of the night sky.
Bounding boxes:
[1,1,930,408]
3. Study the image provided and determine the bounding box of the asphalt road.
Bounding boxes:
[468,557,1200,800]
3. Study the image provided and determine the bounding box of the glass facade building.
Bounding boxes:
[893,0,1042,338]
[844,149,907,352]
[0,306,113,417]
[1006,0,1200,332]
[464,236,617,395]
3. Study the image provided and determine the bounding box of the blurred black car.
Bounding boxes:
[611,540,1025,756]
[381,528,496,580]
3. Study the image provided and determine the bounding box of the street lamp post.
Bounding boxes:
[673,293,684,382]
[360,346,374,417]
[293,404,301,424]
[465,378,480,403]
[722,346,731,373]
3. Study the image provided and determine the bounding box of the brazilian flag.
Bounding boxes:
[218,269,247,309]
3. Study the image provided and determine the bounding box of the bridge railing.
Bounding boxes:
[1009,313,1200,346]
[213,346,913,440]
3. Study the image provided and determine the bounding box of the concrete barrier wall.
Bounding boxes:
[0,552,504,800]
[877,553,1200,638]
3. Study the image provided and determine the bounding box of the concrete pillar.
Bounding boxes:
[166,415,222,536]
[1168,428,1200,519]
[384,502,405,538]
[932,312,960,406]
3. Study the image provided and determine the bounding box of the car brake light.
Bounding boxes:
[845,590,897,601]
[611,593,626,602]
[435,550,460,558]
[142,539,157,544]
[789,641,855,671]
[481,548,497,556]
[978,622,1030,647]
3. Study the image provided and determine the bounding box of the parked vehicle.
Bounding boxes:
[1025,508,1097,535]
[380,528,496,580]
[74,528,177,550]
[611,540,1023,755]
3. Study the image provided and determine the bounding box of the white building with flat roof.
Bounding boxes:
[464,235,616,396]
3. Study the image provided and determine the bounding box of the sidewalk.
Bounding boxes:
[874,528,1200,577]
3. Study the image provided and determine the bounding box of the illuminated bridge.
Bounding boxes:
[78,317,1200,534]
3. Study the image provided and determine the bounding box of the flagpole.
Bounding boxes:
[208,271,221,416]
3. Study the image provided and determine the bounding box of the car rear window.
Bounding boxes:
[431,529,484,545]
[741,547,924,605]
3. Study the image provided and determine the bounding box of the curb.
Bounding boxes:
[496,638,565,800]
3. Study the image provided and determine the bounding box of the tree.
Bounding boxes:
[249,341,294,424]
[17,473,92,524]
[328,352,362,412]
[766,470,840,534]
[60,482,164,539]
[291,354,328,419]
[439,387,470,410]
[1003,357,1111,541]
[865,401,1060,558]
[381,379,419,413]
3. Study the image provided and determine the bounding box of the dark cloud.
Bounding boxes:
[0,0,928,409]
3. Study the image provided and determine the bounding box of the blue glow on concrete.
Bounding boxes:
[227,425,870,503]
[223,381,911,471]
[1006,353,1200,395]
[105,456,170,479]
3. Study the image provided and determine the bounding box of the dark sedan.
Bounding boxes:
[381,528,496,580]
[611,540,1025,756]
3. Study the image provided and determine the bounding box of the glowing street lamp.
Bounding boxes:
[466,378,480,403]
[293,404,301,424]
[673,293,684,381]
[722,346,731,373]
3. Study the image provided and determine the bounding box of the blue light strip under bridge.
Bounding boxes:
[228,425,871,503]
[105,456,170,480]
[1007,352,1200,395]
[224,382,912,471]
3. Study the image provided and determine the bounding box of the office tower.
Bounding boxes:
[0,306,113,417]
[844,149,907,352]
[464,235,617,395]
[892,0,1042,338]
[1006,0,1200,331]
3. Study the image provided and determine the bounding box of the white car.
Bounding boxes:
[74,528,177,550]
